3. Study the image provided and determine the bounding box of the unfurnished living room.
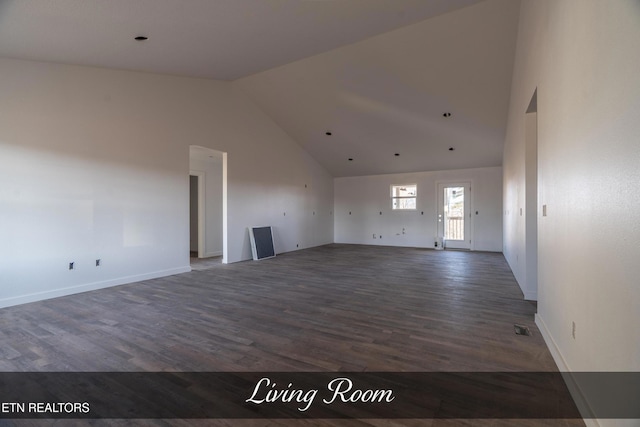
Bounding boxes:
[0,0,638,426]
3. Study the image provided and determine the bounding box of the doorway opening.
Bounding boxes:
[189,146,227,268]
[189,174,201,258]
[437,181,472,250]
[524,89,538,300]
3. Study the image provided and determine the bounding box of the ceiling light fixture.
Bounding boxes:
[134,36,148,41]
[394,153,400,156]
[442,112,452,118]
[325,131,332,136]
[348,158,353,161]
[449,147,455,151]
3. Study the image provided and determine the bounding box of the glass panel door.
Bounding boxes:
[437,182,471,249]
[444,186,465,241]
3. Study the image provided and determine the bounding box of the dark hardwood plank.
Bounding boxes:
[0,244,584,426]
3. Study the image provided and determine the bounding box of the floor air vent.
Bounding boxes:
[514,324,531,336]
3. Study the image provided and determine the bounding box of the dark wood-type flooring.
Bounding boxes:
[0,244,584,426]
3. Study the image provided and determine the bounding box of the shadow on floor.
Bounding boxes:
[190,255,223,271]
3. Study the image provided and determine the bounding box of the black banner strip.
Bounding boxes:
[0,372,638,419]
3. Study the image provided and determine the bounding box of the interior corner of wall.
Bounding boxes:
[535,314,602,427]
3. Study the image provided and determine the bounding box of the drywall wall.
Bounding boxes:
[504,1,639,424]
[504,107,539,300]
[190,148,223,258]
[0,57,334,308]
[334,167,502,252]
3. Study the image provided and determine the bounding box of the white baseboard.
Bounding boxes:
[0,266,191,309]
[535,314,600,427]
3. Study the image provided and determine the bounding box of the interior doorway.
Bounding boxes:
[524,89,538,300]
[189,146,227,266]
[438,182,472,250]
[189,174,199,257]
[189,172,205,258]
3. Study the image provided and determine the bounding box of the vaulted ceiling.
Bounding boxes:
[0,0,521,177]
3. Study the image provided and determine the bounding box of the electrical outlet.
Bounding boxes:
[543,205,547,216]
[96,259,101,267]
[69,262,75,270]
[373,234,376,239]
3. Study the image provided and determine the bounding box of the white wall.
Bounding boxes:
[504,107,539,300]
[504,0,640,424]
[335,167,502,252]
[0,57,334,308]
[190,149,223,257]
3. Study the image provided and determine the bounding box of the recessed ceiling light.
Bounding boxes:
[449,147,455,151]
[135,36,148,41]
[325,131,332,136]
[443,112,452,118]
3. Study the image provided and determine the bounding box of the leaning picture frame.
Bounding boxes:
[248,226,276,260]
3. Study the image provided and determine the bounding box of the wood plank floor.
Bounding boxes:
[0,244,584,426]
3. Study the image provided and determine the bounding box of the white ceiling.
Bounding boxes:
[236,0,521,176]
[0,0,485,80]
[0,0,521,177]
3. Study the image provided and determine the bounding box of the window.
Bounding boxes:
[391,184,417,210]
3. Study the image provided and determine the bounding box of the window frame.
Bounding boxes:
[390,184,417,211]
